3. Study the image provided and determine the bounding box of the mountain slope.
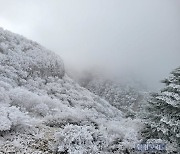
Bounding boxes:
[75,71,148,118]
[0,28,142,153]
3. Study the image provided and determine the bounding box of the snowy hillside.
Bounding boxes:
[75,71,147,118]
[0,28,143,153]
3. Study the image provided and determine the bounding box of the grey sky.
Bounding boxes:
[0,0,180,90]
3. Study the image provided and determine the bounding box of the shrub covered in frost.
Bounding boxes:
[9,87,51,116]
[54,124,108,153]
[0,106,30,132]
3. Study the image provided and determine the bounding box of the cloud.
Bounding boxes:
[0,0,180,90]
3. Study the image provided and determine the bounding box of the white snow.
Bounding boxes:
[0,27,143,153]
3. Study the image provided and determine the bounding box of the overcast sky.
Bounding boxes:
[0,0,180,90]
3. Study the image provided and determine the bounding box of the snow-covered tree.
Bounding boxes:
[143,66,180,150]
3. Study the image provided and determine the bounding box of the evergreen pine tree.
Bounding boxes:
[143,66,180,149]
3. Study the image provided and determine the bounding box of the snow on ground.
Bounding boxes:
[0,28,143,153]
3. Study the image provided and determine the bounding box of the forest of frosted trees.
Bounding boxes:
[0,28,179,153]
